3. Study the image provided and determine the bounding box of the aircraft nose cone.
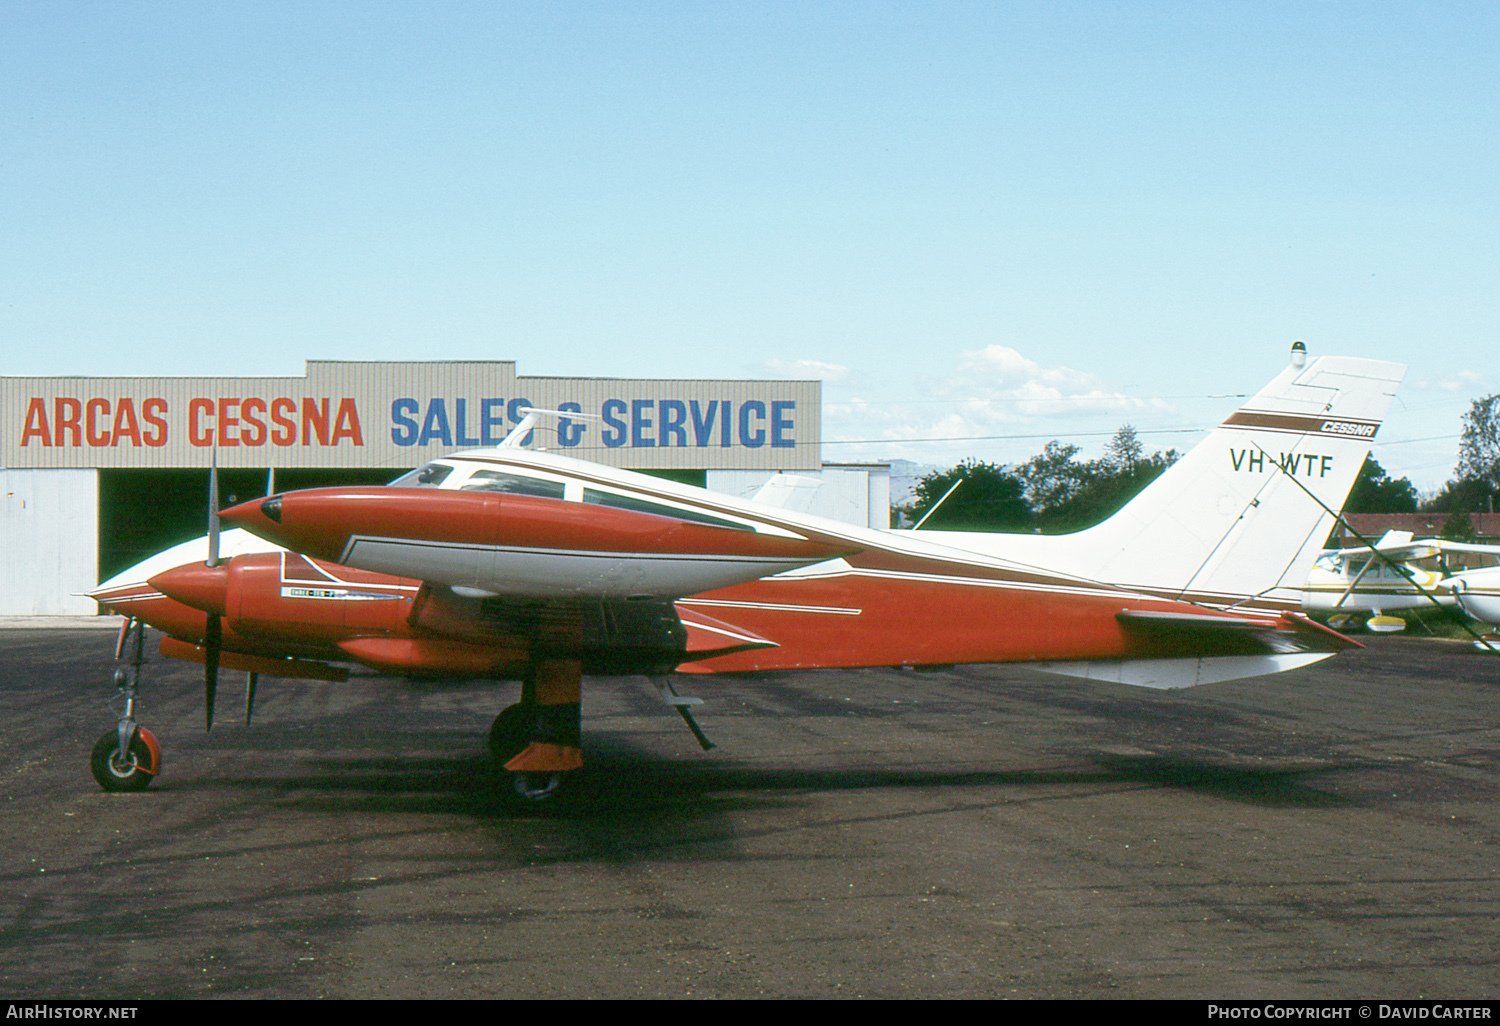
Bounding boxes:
[218,492,351,561]
[219,495,279,534]
[149,562,230,617]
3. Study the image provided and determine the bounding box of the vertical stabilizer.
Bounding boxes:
[931,349,1406,611]
[1075,352,1405,607]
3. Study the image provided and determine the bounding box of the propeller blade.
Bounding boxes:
[245,672,258,726]
[204,613,221,732]
[203,448,223,732]
[114,617,132,662]
[206,448,221,568]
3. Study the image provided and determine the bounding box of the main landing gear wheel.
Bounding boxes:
[90,728,160,793]
[508,771,568,804]
[490,661,585,807]
[489,704,574,805]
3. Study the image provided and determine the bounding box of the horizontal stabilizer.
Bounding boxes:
[1117,606,1360,654]
[1116,609,1279,632]
[1030,652,1337,690]
[1039,609,1359,688]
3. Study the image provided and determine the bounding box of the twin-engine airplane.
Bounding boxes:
[89,346,1406,801]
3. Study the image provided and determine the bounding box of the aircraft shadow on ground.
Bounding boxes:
[183,729,1364,824]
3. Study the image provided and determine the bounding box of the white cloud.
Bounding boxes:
[1438,369,1487,392]
[761,358,852,383]
[944,345,1143,418]
[818,345,1174,466]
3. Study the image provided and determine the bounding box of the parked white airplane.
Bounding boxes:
[1303,532,1452,631]
[1302,532,1500,639]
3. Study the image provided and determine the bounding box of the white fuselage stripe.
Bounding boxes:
[678,598,863,616]
[279,552,420,592]
[339,535,806,569]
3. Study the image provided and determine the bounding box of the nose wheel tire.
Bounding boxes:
[90,729,159,793]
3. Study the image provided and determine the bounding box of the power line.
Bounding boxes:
[822,428,1205,446]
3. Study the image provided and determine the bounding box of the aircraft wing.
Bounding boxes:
[1323,530,1438,561]
[1423,541,1500,557]
[1323,535,1500,563]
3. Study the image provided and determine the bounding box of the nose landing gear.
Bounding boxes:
[91,618,162,793]
[90,722,160,792]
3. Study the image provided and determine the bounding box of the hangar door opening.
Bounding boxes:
[97,468,406,583]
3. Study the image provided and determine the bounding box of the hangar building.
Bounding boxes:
[2,360,889,616]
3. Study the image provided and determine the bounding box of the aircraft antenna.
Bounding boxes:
[912,479,963,530]
[203,447,222,728]
[499,407,601,449]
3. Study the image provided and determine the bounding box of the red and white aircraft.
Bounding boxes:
[89,347,1405,800]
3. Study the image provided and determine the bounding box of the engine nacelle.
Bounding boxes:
[224,552,419,641]
[151,552,419,654]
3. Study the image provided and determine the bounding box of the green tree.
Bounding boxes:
[1014,440,1091,511]
[1457,394,1500,492]
[905,426,1179,534]
[1421,395,1500,517]
[1344,457,1418,513]
[1103,424,1144,473]
[1440,510,1479,543]
[1037,446,1180,533]
[905,460,1031,531]
[1422,476,1493,514]
[1006,427,1181,533]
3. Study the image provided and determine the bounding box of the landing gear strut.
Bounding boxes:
[91,618,161,792]
[489,659,583,804]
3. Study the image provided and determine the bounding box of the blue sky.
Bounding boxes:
[4,1,1495,491]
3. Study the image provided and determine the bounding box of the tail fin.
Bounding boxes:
[1069,352,1406,608]
[934,350,1407,611]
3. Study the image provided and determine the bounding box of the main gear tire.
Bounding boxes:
[506,771,570,804]
[488,703,535,764]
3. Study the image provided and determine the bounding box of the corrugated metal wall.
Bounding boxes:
[1,469,98,615]
[3,361,820,472]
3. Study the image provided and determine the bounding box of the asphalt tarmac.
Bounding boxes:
[1,625,1497,1000]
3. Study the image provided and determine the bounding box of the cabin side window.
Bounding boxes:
[582,488,751,531]
[460,470,567,499]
